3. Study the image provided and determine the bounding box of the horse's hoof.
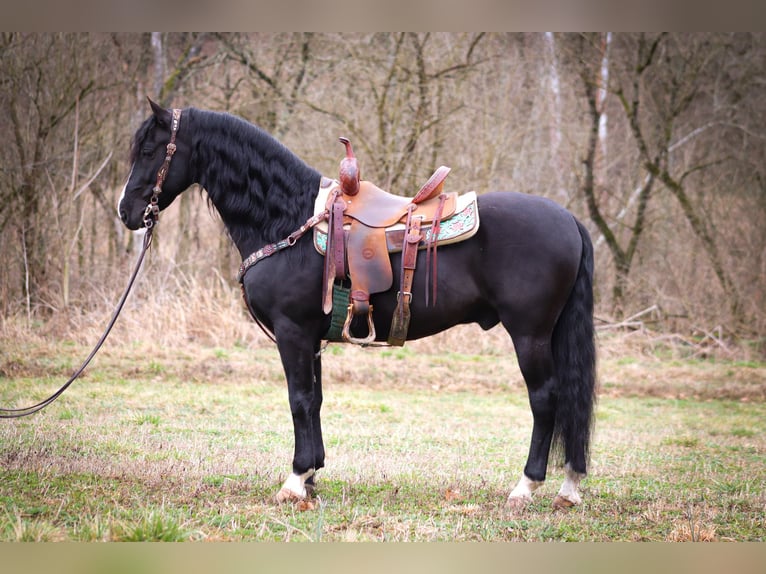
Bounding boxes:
[505,495,532,513]
[276,470,314,503]
[552,495,577,510]
[296,499,317,511]
[275,488,305,504]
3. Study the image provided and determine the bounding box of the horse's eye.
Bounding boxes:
[141,146,155,158]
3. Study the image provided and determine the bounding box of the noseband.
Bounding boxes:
[143,108,182,229]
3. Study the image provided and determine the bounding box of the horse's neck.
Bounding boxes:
[191,112,320,257]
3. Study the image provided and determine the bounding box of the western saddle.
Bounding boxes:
[318,138,462,346]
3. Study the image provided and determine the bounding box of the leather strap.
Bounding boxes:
[388,205,421,346]
[143,108,182,229]
[332,194,347,280]
[322,188,342,313]
[425,193,447,306]
[401,209,422,295]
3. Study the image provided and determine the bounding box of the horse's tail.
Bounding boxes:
[551,218,597,475]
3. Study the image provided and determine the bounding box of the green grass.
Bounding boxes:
[0,338,764,541]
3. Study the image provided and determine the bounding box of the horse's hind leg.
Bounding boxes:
[552,463,583,509]
[507,334,557,509]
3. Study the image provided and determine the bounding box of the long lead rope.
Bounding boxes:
[1,108,181,419]
[0,221,154,418]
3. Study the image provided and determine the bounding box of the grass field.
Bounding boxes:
[1,326,764,541]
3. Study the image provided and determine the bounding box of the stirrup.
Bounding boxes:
[342,303,376,345]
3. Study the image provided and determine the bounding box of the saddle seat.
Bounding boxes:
[339,179,457,228]
[339,165,454,228]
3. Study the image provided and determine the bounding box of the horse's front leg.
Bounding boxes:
[274,327,324,502]
[304,344,325,496]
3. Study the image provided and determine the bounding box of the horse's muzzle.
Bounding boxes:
[118,205,145,231]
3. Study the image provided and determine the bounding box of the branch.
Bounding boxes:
[669,122,721,152]
[300,99,370,157]
[159,33,209,106]
[624,171,655,263]
[289,33,313,102]
[431,33,487,79]
[73,151,113,200]
[636,32,666,73]
[48,80,96,133]
[214,33,281,97]
[376,33,406,159]
[578,41,624,263]
[678,157,729,186]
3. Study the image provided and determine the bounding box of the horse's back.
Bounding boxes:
[476,191,582,263]
[477,191,581,244]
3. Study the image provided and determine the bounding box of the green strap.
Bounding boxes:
[324,284,351,342]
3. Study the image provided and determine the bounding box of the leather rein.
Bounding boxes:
[0,109,182,419]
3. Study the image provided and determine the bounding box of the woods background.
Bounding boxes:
[1,33,764,352]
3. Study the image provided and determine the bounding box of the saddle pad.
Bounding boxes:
[313,189,480,256]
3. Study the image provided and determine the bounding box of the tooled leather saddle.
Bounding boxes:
[314,138,480,345]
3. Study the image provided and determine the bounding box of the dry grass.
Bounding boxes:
[668,521,718,542]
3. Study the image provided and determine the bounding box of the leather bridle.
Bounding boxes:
[143,108,182,229]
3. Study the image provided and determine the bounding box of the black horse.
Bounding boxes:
[118,101,597,509]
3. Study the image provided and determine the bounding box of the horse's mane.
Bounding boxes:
[188,108,323,248]
[132,108,322,249]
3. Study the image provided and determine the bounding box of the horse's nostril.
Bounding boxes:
[119,209,128,224]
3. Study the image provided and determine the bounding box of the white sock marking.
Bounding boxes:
[556,463,583,505]
[508,473,543,501]
[279,469,315,499]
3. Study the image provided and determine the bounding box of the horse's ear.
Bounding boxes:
[147,97,171,126]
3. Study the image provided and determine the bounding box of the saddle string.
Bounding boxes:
[1,109,182,418]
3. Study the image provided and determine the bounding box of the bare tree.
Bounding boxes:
[613,33,744,324]
[213,32,316,137]
[295,33,487,193]
[564,33,657,317]
[0,34,102,316]
[1,33,763,342]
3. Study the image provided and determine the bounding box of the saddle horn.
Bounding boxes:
[338,137,360,196]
